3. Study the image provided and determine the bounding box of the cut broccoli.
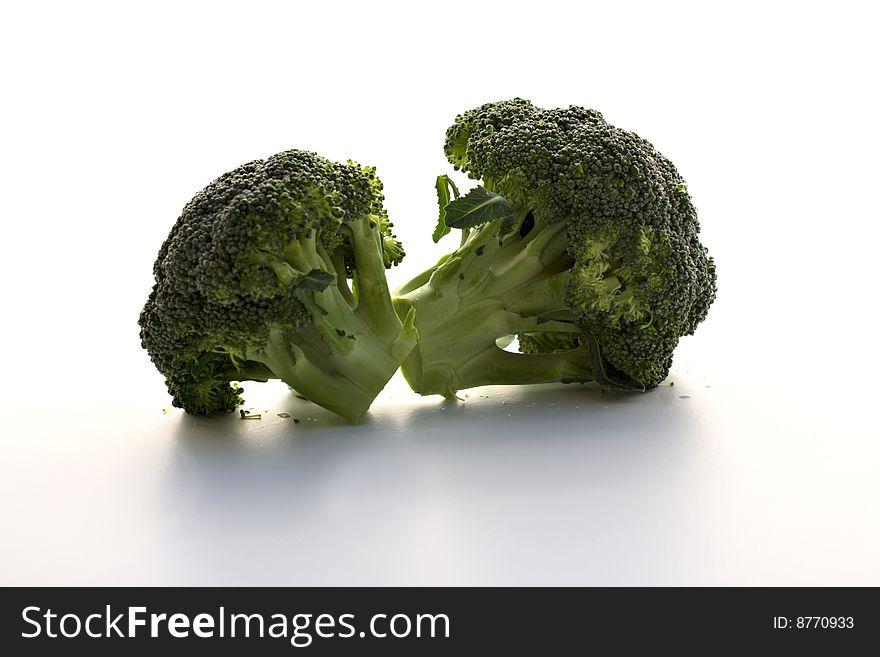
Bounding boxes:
[394,99,716,397]
[139,149,416,422]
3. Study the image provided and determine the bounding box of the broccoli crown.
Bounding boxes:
[441,99,717,387]
[140,149,411,419]
[156,150,401,301]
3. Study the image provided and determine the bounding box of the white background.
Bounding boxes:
[1,1,878,585]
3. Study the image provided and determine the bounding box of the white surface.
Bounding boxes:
[1,1,878,585]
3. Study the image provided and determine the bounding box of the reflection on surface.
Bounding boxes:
[158,375,712,585]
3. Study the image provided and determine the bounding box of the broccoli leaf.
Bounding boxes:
[432,174,460,243]
[443,186,515,230]
[298,269,337,291]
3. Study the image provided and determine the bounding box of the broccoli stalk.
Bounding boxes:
[239,222,416,420]
[395,218,593,397]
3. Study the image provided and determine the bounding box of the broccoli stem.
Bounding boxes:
[259,327,386,423]
[349,217,407,343]
[240,217,417,422]
[449,344,594,391]
[247,277,410,422]
[329,248,355,307]
[394,219,594,397]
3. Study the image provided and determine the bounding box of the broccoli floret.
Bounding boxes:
[394,99,716,397]
[139,149,416,422]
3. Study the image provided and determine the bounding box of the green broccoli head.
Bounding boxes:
[396,99,716,395]
[140,150,415,421]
